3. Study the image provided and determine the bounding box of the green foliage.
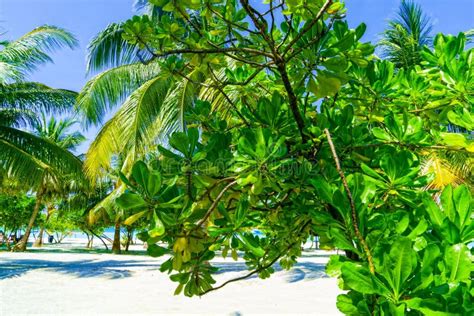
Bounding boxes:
[0,26,85,190]
[0,193,36,235]
[74,0,474,313]
[331,185,473,315]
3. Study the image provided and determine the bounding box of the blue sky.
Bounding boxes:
[1,0,473,154]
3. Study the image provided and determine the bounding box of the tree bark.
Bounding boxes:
[125,227,133,252]
[33,205,53,247]
[112,219,121,254]
[13,186,45,252]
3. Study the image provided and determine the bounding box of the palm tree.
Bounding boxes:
[0,26,86,251]
[33,114,86,150]
[380,2,472,190]
[76,10,256,180]
[379,0,433,69]
[75,8,261,253]
[32,116,86,247]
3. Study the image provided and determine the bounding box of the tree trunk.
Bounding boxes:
[33,226,45,247]
[125,227,133,252]
[112,219,121,254]
[13,186,45,252]
[33,205,53,247]
[87,229,109,250]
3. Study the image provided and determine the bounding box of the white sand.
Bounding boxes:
[0,245,342,315]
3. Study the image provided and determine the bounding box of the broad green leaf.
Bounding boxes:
[124,209,149,225]
[453,185,471,230]
[440,185,456,223]
[146,170,162,197]
[380,237,416,299]
[132,160,149,188]
[149,211,165,237]
[116,192,147,210]
[371,127,392,141]
[444,243,471,282]
[147,244,169,257]
[341,262,386,295]
[239,234,265,257]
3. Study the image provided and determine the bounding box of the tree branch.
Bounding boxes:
[201,219,312,295]
[196,180,237,228]
[282,0,333,56]
[324,128,375,274]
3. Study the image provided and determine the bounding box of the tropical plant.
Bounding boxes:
[0,193,36,250]
[379,1,473,191]
[31,115,86,246]
[0,26,86,251]
[104,2,473,314]
[379,0,432,69]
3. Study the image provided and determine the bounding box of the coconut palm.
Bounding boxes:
[76,10,258,180]
[34,114,86,151]
[379,0,433,69]
[32,116,86,246]
[75,8,262,253]
[0,26,86,251]
[380,2,472,190]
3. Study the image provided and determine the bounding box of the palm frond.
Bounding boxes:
[84,75,174,178]
[0,82,77,114]
[421,151,473,190]
[0,107,38,127]
[0,25,77,81]
[33,115,86,150]
[0,61,22,84]
[88,185,125,224]
[379,0,432,68]
[76,62,161,125]
[0,126,84,188]
[86,23,151,74]
[466,29,474,44]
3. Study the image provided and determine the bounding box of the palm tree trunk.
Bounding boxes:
[125,227,133,252]
[112,219,121,254]
[33,205,53,247]
[13,186,45,252]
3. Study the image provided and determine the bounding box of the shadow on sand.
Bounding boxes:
[0,259,160,280]
[0,253,329,282]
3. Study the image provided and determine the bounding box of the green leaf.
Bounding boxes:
[124,209,149,225]
[147,244,169,257]
[146,170,162,197]
[440,185,456,223]
[149,211,165,237]
[440,133,467,148]
[323,56,348,72]
[310,176,333,203]
[239,234,265,257]
[444,243,471,282]
[379,237,416,299]
[453,185,471,230]
[315,73,342,98]
[371,127,391,141]
[422,194,445,227]
[341,262,384,295]
[116,192,147,210]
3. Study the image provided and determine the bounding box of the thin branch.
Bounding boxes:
[208,66,251,126]
[201,219,312,295]
[205,3,259,35]
[324,128,375,274]
[349,142,467,152]
[195,180,237,228]
[151,47,272,59]
[286,17,336,62]
[282,0,333,56]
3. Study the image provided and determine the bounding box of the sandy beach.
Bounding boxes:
[0,242,341,316]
